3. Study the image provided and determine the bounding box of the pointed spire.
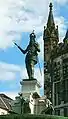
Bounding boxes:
[65,29,68,39]
[47,3,55,28]
[56,25,59,41]
[49,2,53,11]
[63,29,68,43]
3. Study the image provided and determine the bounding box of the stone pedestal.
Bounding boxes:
[20,79,41,100]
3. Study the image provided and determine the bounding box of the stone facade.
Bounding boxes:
[43,3,59,100]
[51,32,68,116]
[43,3,68,116]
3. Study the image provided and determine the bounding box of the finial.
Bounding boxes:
[32,30,35,33]
[44,26,46,30]
[49,3,53,11]
[30,30,36,38]
[56,25,58,29]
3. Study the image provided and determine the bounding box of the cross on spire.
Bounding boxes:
[47,2,55,28]
[49,2,53,11]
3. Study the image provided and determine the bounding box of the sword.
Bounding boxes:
[37,56,42,76]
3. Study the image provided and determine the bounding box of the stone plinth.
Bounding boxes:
[20,79,41,100]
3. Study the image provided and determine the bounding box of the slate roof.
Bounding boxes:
[0,94,13,111]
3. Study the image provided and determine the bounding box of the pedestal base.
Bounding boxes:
[20,79,41,100]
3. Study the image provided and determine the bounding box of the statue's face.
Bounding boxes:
[30,37,35,45]
[29,32,36,45]
[30,33,35,43]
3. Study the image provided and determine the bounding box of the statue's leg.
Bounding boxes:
[26,61,31,79]
[30,61,34,79]
[26,60,34,79]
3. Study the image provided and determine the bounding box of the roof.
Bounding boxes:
[0,93,13,111]
[0,94,13,100]
[47,3,55,28]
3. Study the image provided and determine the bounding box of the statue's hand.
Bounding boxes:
[14,42,18,47]
[14,42,26,54]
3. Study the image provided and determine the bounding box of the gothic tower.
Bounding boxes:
[43,3,59,99]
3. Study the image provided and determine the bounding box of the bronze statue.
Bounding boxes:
[14,30,40,79]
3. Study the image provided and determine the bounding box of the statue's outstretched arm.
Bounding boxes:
[14,43,27,54]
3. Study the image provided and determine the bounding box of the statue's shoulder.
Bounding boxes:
[35,41,39,46]
[34,42,40,52]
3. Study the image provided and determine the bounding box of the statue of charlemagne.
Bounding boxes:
[14,30,40,79]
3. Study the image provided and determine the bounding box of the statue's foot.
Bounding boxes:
[29,77,34,79]
[30,77,33,79]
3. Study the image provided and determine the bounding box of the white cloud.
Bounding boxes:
[0,67,44,99]
[0,61,44,89]
[0,62,21,72]
[0,0,52,49]
[34,67,44,87]
[0,0,67,49]
[20,67,28,79]
[37,35,44,61]
[0,0,67,98]
[54,0,68,5]
[0,61,21,80]
[0,71,16,80]
[54,16,67,42]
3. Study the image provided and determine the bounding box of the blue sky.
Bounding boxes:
[0,0,68,99]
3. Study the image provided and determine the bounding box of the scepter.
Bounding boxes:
[37,56,42,76]
[14,42,19,47]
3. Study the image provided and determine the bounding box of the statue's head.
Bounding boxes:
[30,30,36,43]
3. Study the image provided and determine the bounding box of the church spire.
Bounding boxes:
[64,29,68,39]
[47,3,55,28]
[63,29,68,43]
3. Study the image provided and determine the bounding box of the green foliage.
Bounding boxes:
[0,114,68,119]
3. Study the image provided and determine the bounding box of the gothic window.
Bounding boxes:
[64,108,68,116]
[54,82,61,105]
[53,61,60,81]
[55,110,60,115]
[54,62,57,67]
[45,47,49,53]
[64,80,68,103]
[63,63,68,78]
[44,61,47,73]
